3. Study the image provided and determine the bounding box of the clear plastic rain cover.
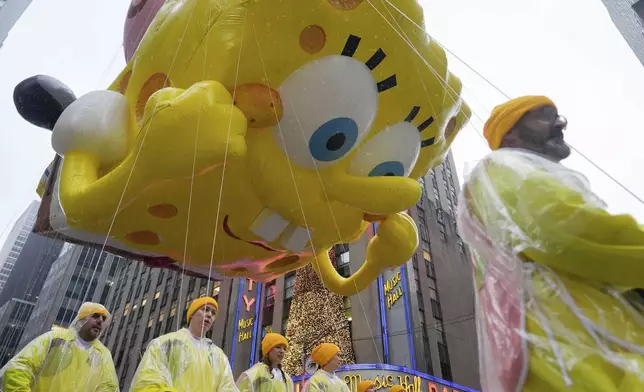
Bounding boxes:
[457,148,644,392]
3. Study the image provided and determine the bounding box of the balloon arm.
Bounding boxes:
[310,212,419,296]
[58,151,144,223]
[309,250,380,296]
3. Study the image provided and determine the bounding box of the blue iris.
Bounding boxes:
[368,161,405,177]
[309,117,358,162]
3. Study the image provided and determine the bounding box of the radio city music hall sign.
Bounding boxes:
[237,279,258,343]
[383,271,404,309]
[293,366,476,392]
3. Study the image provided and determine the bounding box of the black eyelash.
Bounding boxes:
[365,49,386,70]
[341,34,397,93]
[377,75,397,93]
[342,35,361,57]
[417,116,434,132]
[405,106,421,122]
[405,107,435,147]
[421,138,436,148]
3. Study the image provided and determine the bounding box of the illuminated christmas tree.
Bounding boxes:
[283,247,356,375]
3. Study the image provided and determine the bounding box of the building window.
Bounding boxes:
[265,282,276,307]
[439,225,447,242]
[431,299,443,320]
[418,215,429,242]
[283,298,292,317]
[172,287,179,301]
[262,282,276,327]
[284,272,296,300]
[161,292,168,307]
[145,275,151,292]
[143,326,151,342]
[344,297,352,321]
[166,317,175,333]
[421,322,433,374]
[438,342,452,381]
[634,0,644,21]
[426,261,435,279]
[282,284,293,335]
[154,321,162,338]
[212,282,221,299]
[281,317,289,334]
[333,244,350,278]
[108,258,121,277]
[100,284,111,304]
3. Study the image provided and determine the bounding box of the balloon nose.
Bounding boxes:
[233,83,283,128]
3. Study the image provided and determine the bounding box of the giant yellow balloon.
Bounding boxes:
[33,0,470,295]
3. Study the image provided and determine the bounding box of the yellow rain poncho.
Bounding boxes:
[0,302,118,392]
[237,363,294,392]
[459,148,644,392]
[303,370,349,392]
[129,328,237,392]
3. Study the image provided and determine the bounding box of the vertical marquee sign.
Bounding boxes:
[373,222,416,369]
[230,278,263,372]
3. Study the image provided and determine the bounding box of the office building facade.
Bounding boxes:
[0,0,32,47]
[18,244,122,348]
[601,0,644,66]
[0,299,34,367]
[0,201,39,295]
[0,231,65,308]
[102,152,479,391]
[102,262,228,388]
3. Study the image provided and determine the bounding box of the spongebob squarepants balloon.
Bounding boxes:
[20,0,470,295]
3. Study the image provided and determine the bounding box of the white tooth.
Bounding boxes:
[249,209,290,242]
[281,225,311,252]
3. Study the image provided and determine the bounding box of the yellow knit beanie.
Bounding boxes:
[77,302,110,320]
[311,343,340,366]
[483,96,556,150]
[358,380,375,392]
[389,386,406,392]
[186,297,219,322]
[262,333,288,356]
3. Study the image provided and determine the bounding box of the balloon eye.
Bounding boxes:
[349,122,420,178]
[309,117,359,162]
[368,161,405,177]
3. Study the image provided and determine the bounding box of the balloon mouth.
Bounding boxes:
[363,213,386,223]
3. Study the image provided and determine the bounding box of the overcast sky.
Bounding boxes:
[0,0,643,247]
